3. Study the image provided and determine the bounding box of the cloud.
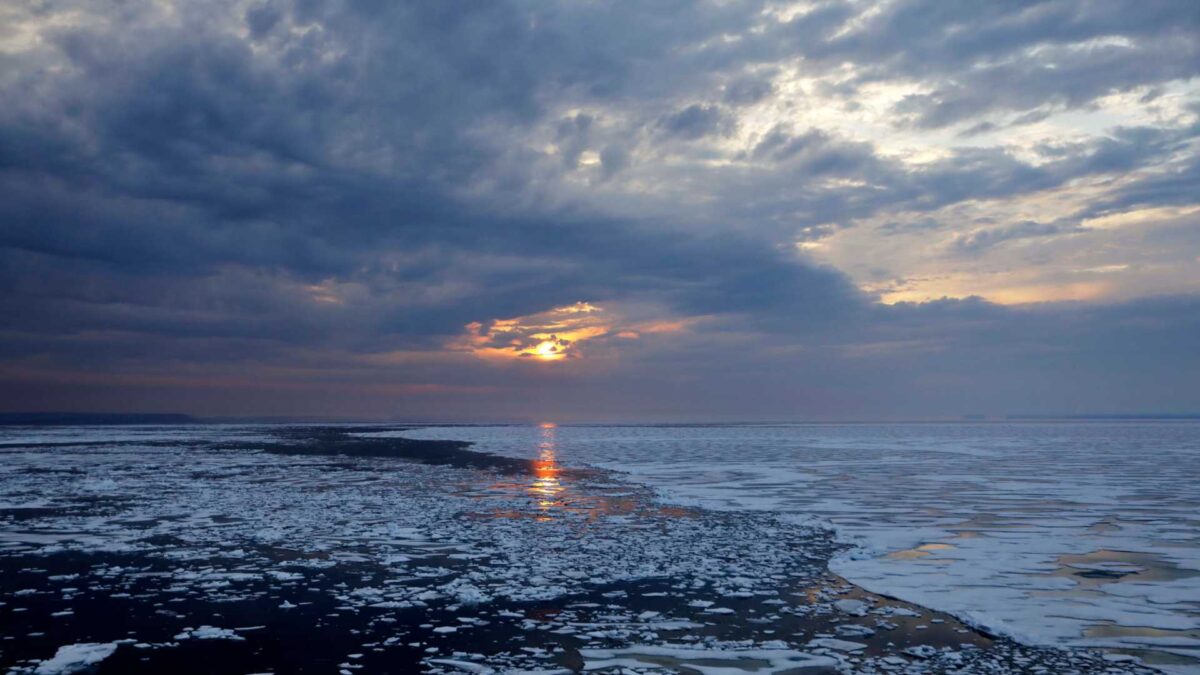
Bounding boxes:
[0,0,1197,418]
[950,220,1086,254]
[818,0,1200,128]
[723,75,775,106]
[659,104,735,140]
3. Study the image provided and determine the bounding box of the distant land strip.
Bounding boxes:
[1006,413,1200,420]
[0,412,199,426]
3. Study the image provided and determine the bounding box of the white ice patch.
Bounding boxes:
[426,659,494,673]
[174,626,245,641]
[31,642,118,674]
[580,644,837,674]
[807,638,867,652]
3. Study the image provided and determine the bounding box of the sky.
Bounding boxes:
[1,0,1198,421]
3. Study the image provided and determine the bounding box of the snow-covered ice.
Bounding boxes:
[579,644,838,673]
[0,422,1189,673]
[29,642,118,674]
[402,422,1200,671]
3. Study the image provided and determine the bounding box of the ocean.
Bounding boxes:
[1,422,1195,673]
[400,421,1200,671]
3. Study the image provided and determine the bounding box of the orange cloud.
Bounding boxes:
[453,302,612,362]
[451,302,694,363]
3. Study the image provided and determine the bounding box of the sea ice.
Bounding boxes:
[407,422,1200,668]
[30,642,118,675]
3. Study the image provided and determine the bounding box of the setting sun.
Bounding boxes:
[532,340,565,360]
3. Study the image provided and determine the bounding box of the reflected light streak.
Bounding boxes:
[470,421,693,523]
[530,423,562,517]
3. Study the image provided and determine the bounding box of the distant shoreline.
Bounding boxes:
[3,412,1199,427]
[0,412,200,426]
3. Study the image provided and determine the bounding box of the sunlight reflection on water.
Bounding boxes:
[466,422,695,523]
[531,423,564,519]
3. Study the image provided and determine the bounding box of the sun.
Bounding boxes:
[532,340,566,361]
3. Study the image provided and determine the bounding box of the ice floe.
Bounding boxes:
[28,642,118,674]
[403,422,1200,670]
[0,423,1186,673]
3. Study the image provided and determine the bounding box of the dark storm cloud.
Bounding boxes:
[811,0,1200,128]
[0,0,1197,417]
[0,0,856,340]
[713,121,1191,239]
[864,296,1200,414]
[659,104,735,139]
[723,75,775,106]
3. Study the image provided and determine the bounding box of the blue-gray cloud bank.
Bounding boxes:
[1,0,1198,420]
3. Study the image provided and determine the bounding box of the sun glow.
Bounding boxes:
[532,340,566,361]
[450,301,697,364]
[449,302,606,362]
